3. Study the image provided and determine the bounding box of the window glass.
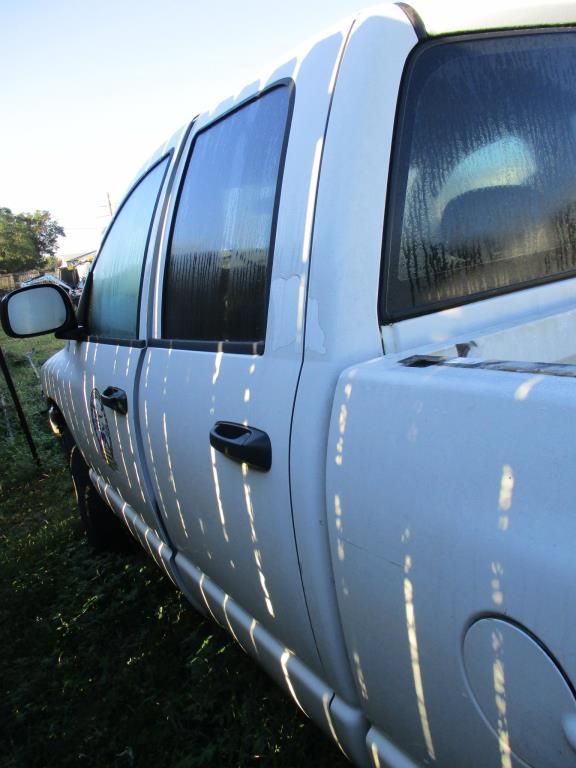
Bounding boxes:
[88,157,169,338]
[383,32,576,319]
[163,85,290,343]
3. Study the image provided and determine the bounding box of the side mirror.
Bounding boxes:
[0,284,78,338]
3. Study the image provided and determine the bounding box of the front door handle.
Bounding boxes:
[101,386,128,416]
[210,421,272,471]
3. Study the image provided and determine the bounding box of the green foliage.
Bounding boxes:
[0,208,65,274]
[0,330,348,768]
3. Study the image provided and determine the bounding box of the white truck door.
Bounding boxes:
[62,156,171,537]
[139,29,348,678]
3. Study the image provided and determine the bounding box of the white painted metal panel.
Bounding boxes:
[141,23,353,680]
[327,353,576,766]
[292,5,418,707]
[44,341,164,535]
[42,143,183,538]
[381,274,576,356]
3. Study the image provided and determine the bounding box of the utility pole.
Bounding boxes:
[106,192,114,218]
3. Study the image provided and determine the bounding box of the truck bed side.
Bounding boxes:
[327,348,576,768]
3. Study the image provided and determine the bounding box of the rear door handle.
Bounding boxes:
[210,421,272,471]
[101,386,128,416]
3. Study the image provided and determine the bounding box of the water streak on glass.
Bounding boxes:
[164,86,290,343]
[386,33,576,316]
[88,158,169,338]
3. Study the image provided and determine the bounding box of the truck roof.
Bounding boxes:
[133,0,576,198]
[397,0,576,38]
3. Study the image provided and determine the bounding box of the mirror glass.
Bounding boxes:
[7,286,68,336]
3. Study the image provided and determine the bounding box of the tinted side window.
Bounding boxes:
[383,32,576,320]
[88,157,169,339]
[163,85,291,345]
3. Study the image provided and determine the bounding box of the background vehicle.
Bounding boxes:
[4,3,576,766]
[20,271,84,306]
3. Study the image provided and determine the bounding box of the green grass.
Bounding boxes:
[0,330,349,768]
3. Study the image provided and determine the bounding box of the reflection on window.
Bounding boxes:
[163,86,290,344]
[88,157,169,338]
[384,33,576,318]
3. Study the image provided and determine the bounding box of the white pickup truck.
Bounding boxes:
[5,2,576,765]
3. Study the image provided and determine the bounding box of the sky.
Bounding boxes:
[1,0,376,258]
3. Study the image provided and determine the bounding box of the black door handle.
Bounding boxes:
[210,421,272,471]
[101,386,128,416]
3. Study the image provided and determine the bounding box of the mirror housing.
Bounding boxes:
[0,284,79,338]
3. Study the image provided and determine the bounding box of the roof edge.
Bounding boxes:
[395,1,576,38]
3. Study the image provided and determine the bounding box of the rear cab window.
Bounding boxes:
[381,30,576,321]
[162,85,292,350]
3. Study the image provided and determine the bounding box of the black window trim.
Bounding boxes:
[379,25,576,326]
[76,151,173,345]
[157,77,296,355]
